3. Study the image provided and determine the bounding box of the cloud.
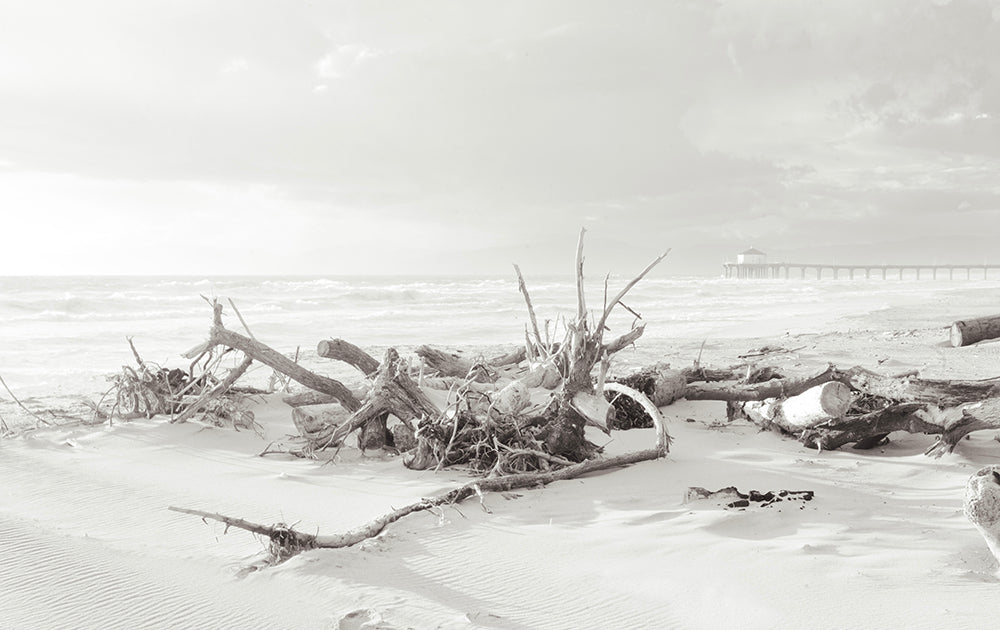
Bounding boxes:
[3,0,1000,274]
[314,44,384,79]
[220,57,249,74]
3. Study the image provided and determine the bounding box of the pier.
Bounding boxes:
[722,262,1000,280]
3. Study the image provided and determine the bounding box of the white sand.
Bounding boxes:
[3,326,1000,629]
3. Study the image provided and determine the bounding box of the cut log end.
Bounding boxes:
[818,381,852,417]
[950,323,966,348]
[950,315,1000,347]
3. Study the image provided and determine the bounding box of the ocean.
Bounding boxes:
[2,274,998,428]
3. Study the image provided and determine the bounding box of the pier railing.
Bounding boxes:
[722,263,1000,280]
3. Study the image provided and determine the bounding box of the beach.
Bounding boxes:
[3,277,1000,629]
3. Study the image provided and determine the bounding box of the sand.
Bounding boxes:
[3,325,1000,629]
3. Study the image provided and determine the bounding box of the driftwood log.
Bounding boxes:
[951,314,1000,347]
[729,382,852,431]
[613,359,1000,456]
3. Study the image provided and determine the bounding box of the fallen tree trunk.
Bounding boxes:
[951,314,1000,347]
[170,440,667,561]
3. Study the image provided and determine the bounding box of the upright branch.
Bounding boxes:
[594,247,671,341]
[522,230,669,460]
[575,229,587,323]
[513,264,545,352]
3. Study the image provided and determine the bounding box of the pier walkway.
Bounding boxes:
[722,263,1000,280]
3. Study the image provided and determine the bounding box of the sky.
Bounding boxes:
[2,0,1000,276]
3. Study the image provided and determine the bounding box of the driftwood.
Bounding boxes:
[281,391,341,407]
[292,348,441,454]
[517,229,669,461]
[170,439,667,562]
[171,356,253,424]
[964,465,1000,564]
[190,301,361,411]
[415,345,525,381]
[729,382,852,431]
[314,339,389,449]
[316,339,380,376]
[613,358,1000,455]
[951,314,1000,347]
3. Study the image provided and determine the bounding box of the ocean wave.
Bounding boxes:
[0,307,207,323]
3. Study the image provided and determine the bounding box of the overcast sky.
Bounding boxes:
[2,0,1000,276]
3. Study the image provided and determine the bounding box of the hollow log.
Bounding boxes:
[951,314,1000,347]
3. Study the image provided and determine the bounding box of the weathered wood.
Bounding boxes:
[196,302,361,411]
[846,368,1000,407]
[315,339,385,448]
[964,465,1000,564]
[171,441,666,559]
[685,366,844,402]
[951,314,1000,347]
[309,347,442,453]
[730,382,852,432]
[603,382,670,452]
[925,398,1000,455]
[170,357,253,424]
[796,403,939,451]
[316,339,380,376]
[776,381,852,428]
[415,345,525,381]
[538,229,670,461]
[732,389,1000,455]
[281,391,341,407]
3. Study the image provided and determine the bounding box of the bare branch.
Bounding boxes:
[595,249,671,337]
